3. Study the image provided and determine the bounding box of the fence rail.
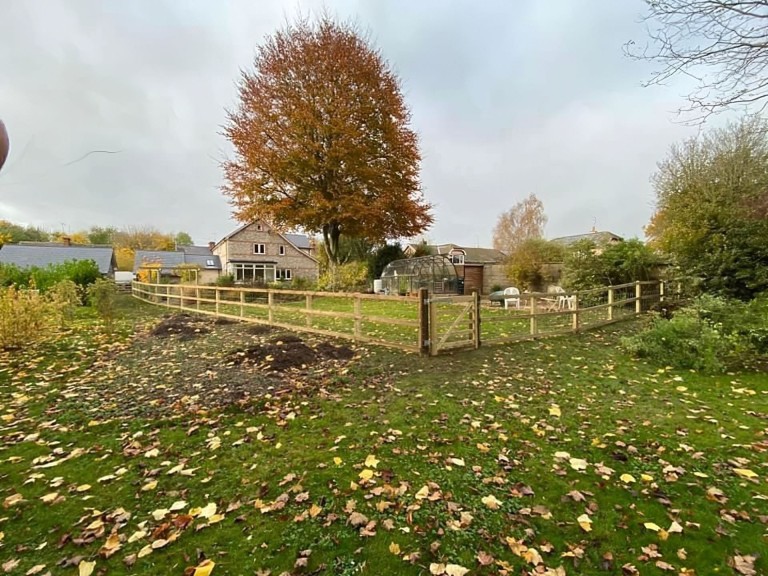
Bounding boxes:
[132,279,681,355]
[131,281,422,352]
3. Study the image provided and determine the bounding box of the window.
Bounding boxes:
[232,263,276,284]
[279,245,285,256]
[205,259,215,267]
[283,269,292,280]
[276,268,292,280]
[450,254,464,265]
[253,243,265,254]
[256,223,263,231]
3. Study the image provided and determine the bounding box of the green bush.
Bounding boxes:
[318,261,368,292]
[0,286,61,349]
[0,260,100,295]
[48,280,81,324]
[622,293,767,373]
[87,279,119,331]
[215,274,235,287]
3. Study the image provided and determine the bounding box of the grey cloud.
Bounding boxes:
[0,0,718,247]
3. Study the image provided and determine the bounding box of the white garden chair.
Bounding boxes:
[503,287,521,310]
[553,286,576,310]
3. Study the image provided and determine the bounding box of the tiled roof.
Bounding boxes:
[133,250,221,274]
[0,244,115,274]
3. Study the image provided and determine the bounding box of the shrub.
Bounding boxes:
[88,279,119,332]
[622,292,767,373]
[215,274,235,287]
[318,261,368,292]
[0,260,100,295]
[48,280,81,325]
[0,286,60,349]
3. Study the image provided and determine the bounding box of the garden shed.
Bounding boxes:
[380,255,462,295]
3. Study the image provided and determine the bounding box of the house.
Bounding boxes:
[213,221,319,284]
[0,241,117,277]
[403,243,506,294]
[550,230,623,252]
[133,245,222,284]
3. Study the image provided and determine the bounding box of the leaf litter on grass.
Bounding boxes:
[0,309,766,575]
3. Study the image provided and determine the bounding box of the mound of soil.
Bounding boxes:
[224,336,355,372]
[150,313,211,339]
[246,324,275,335]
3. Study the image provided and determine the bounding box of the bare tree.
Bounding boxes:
[627,0,768,120]
[492,194,547,255]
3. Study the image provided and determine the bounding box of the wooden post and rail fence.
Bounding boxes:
[132,279,681,356]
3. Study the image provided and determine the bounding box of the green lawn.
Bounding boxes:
[0,296,766,575]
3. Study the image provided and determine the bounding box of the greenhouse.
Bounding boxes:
[379,255,463,295]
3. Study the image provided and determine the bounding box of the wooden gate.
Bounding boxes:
[427,292,480,355]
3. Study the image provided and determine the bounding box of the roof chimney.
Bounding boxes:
[208,241,215,252]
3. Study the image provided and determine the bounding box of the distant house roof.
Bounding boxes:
[0,244,116,274]
[283,233,311,250]
[550,231,623,247]
[133,248,221,274]
[405,243,506,264]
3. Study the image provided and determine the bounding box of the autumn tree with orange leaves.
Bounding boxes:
[223,17,432,266]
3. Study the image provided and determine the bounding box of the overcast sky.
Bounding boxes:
[0,0,722,247]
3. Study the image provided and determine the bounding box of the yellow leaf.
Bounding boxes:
[619,473,636,484]
[76,484,91,492]
[193,559,215,576]
[3,493,24,508]
[644,522,661,532]
[389,542,401,555]
[445,564,470,576]
[141,480,158,492]
[198,502,217,519]
[733,468,758,479]
[415,485,429,500]
[333,457,343,466]
[577,514,592,532]
[668,521,683,533]
[641,474,654,483]
[127,530,147,543]
[309,504,322,518]
[569,458,588,471]
[447,457,465,467]
[169,500,187,512]
[40,492,59,504]
[151,508,169,521]
[548,405,561,417]
[553,451,571,460]
[364,455,380,468]
[78,560,96,576]
[481,495,502,510]
[137,544,153,558]
[358,469,374,481]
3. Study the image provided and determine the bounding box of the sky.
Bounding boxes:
[0,0,720,247]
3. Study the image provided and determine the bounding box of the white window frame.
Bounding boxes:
[253,243,266,254]
[450,253,465,265]
[279,245,286,256]
[205,259,215,267]
[232,263,276,284]
[283,268,292,280]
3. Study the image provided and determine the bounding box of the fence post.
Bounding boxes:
[268,291,274,323]
[305,293,313,327]
[215,287,220,315]
[635,281,642,314]
[659,280,665,304]
[572,293,580,332]
[240,289,245,318]
[530,296,538,336]
[196,286,200,311]
[418,288,430,356]
[607,287,614,321]
[472,290,481,349]
[354,296,362,339]
[429,295,437,356]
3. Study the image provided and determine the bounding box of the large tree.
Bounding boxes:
[223,16,432,265]
[492,193,547,255]
[647,117,768,298]
[629,0,768,119]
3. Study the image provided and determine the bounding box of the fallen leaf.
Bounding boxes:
[388,542,401,555]
[577,514,592,532]
[78,560,96,576]
[193,559,216,576]
[364,454,379,468]
[644,522,661,532]
[481,495,502,510]
[620,473,636,484]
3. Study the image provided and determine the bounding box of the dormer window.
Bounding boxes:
[449,250,465,265]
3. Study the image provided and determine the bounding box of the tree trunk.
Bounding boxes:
[322,222,342,266]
